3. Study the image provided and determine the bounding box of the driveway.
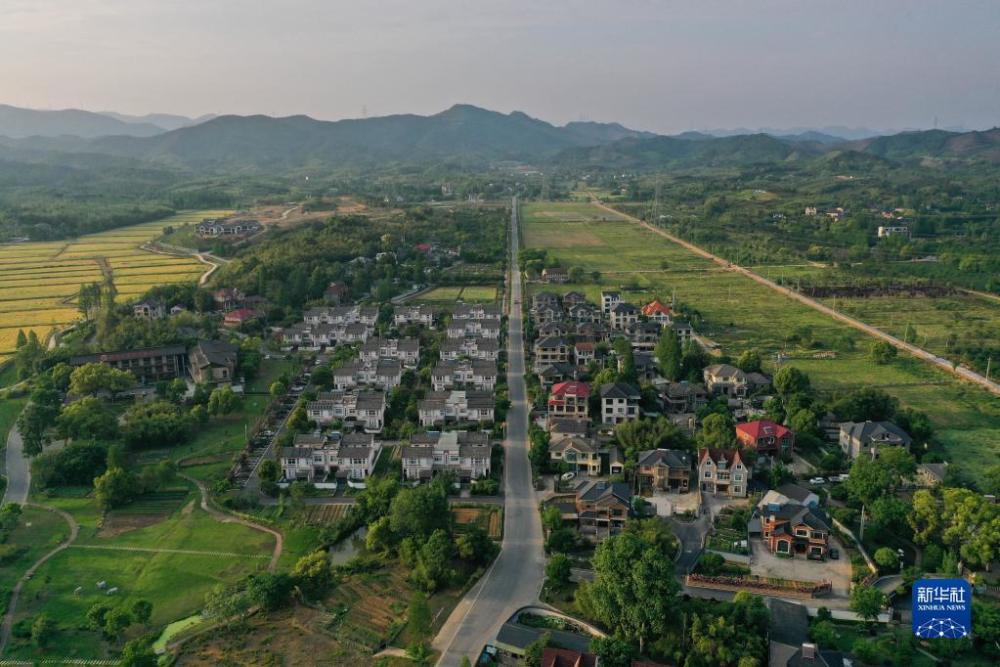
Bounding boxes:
[669,511,711,575]
[433,198,546,666]
[646,491,700,517]
[750,537,852,597]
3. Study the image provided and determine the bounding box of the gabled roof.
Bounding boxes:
[611,302,638,314]
[737,419,792,441]
[577,480,631,505]
[535,336,569,349]
[704,363,745,380]
[550,381,591,398]
[550,435,598,455]
[641,299,672,317]
[637,448,691,469]
[599,382,641,400]
[775,482,816,504]
[839,420,912,446]
[698,447,745,468]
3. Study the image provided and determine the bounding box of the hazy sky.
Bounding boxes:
[2,0,998,133]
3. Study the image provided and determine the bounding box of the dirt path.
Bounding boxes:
[592,199,1000,397]
[68,544,270,559]
[181,474,283,571]
[0,504,80,656]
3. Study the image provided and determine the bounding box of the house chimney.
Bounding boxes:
[802,642,817,660]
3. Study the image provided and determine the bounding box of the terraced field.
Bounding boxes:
[522,201,1000,483]
[0,210,229,360]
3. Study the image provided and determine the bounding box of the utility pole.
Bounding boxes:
[987,356,992,382]
[860,504,866,542]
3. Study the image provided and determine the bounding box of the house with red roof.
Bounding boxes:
[736,419,794,456]
[698,448,749,497]
[223,308,261,329]
[641,299,673,323]
[548,381,590,421]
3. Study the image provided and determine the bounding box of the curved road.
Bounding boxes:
[433,198,545,665]
[593,200,1000,397]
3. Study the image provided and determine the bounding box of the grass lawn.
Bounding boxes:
[522,201,1000,483]
[0,506,71,614]
[0,395,26,442]
[7,492,274,662]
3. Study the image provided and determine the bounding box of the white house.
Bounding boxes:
[401,430,492,482]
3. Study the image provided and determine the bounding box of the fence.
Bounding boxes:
[686,573,833,599]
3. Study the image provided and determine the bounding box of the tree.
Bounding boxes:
[94,467,139,510]
[122,401,192,449]
[577,532,678,653]
[868,340,898,365]
[389,483,450,540]
[545,553,572,590]
[849,584,886,627]
[56,396,120,441]
[311,366,333,390]
[286,406,310,433]
[207,385,240,415]
[541,505,563,533]
[412,529,457,592]
[258,458,280,484]
[103,607,133,640]
[86,603,111,631]
[529,426,551,474]
[69,363,135,397]
[833,387,897,421]
[909,487,1000,569]
[873,547,899,572]
[697,412,735,449]
[246,573,294,611]
[614,337,637,384]
[615,417,690,461]
[31,441,108,489]
[270,379,289,398]
[546,527,578,554]
[291,550,334,598]
[774,366,810,396]
[846,448,915,506]
[788,408,818,438]
[655,329,682,381]
[524,631,552,667]
[736,349,762,373]
[129,599,153,626]
[589,636,636,667]
[455,524,496,564]
[120,638,158,667]
[31,613,56,647]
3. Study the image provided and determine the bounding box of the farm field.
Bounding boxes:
[413,284,498,304]
[452,505,502,539]
[5,486,274,662]
[0,210,229,360]
[522,201,1000,483]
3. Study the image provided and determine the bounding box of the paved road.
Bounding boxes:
[434,197,545,666]
[670,512,710,575]
[2,423,29,505]
[592,199,1000,397]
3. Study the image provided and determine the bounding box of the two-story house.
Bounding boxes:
[440,337,500,361]
[360,337,420,367]
[306,390,386,432]
[600,291,621,316]
[640,299,673,324]
[280,432,382,483]
[751,501,831,560]
[736,419,795,457]
[698,447,748,497]
[599,382,641,425]
[703,364,750,397]
[549,435,602,476]
[661,382,708,414]
[418,390,495,426]
[332,359,402,391]
[431,360,498,391]
[547,381,591,421]
[838,421,913,460]
[609,302,639,330]
[393,304,435,327]
[188,339,239,384]
[636,448,692,493]
[401,430,492,482]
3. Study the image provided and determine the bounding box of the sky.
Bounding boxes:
[2,0,998,134]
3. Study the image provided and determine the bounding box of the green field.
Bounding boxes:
[5,488,274,661]
[413,285,498,304]
[523,201,1000,482]
[0,210,229,360]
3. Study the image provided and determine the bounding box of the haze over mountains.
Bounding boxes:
[0,102,998,171]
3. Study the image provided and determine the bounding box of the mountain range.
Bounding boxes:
[0,102,997,171]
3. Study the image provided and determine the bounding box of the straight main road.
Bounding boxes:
[433,197,545,665]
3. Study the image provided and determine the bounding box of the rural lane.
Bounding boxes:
[2,423,30,505]
[592,199,1000,397]
[433,197,546,665]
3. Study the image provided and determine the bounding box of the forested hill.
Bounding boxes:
[82,104,656,169]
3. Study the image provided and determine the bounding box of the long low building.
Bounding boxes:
[70,340,238,386]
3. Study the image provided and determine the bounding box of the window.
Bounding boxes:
[777,541,790,553]
[733,486,742,494]
[795,529,808,537]
[734,474,742,481]
[704,471,711,478]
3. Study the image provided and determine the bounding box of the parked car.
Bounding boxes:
[829,548,839,560]
[809,477,826,485]
[560,472,576,481]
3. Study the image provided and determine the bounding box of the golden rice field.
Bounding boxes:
[0,210,230,360]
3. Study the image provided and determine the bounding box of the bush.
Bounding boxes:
[470,478,499,495]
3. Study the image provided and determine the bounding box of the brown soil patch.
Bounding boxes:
[98,513,165,537]
[452,506,501,539]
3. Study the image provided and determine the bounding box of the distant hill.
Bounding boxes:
[0,104,166,139]
[99,111,217,132]
[847,128,1000,162]
[551,133,816,169]
[74,104,657,169]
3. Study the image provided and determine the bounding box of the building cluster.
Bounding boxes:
[196,216,262,238]
[69,339,239,387]
[281,432,382,483]
[283,304,380,348]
